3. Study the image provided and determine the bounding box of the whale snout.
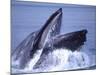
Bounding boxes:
[80,29,88,35]
[67,29,88,51]
[77,29,88,42]
[57,8,62,13]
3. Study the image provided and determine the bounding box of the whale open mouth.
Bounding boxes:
[32,29,88,70]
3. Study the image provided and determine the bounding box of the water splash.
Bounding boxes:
[24,49,43,71]
[31,49,90,72]
[12,48,91,73]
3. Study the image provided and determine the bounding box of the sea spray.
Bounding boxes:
[29,49,90,72]
[12,48,90,73]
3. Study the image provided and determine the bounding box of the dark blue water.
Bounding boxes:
[11,1,96,72]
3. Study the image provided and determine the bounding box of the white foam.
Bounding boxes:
[48,49,90,71]
[12,48,91,73]
[29,48,90,72]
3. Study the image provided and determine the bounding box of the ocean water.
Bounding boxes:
[11,1,96,73]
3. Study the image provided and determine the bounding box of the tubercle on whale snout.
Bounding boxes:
[77,29,88,42]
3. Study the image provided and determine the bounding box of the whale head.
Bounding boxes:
[53,29,88,51]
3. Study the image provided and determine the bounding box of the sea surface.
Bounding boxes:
[11,1,96,73]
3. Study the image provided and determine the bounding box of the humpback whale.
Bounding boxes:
[12,8,88,71]
[12,8,62,69]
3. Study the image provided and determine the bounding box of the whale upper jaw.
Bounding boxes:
[53,29,88,51]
